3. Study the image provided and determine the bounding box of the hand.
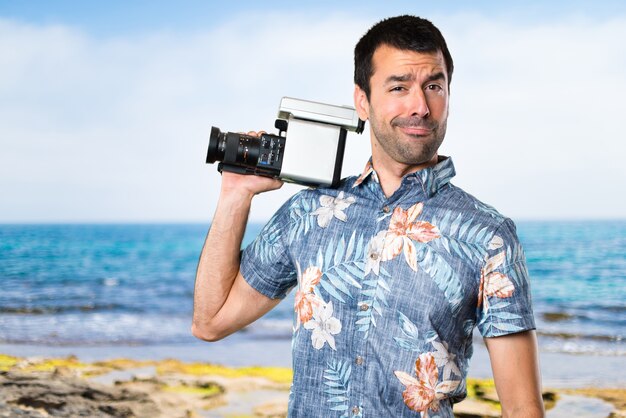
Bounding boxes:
[219,131,284,199]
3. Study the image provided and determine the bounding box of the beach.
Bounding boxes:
[1,340,625,417]
[3,326,625,417]
[1,221,624,416]
[1,333,626,388]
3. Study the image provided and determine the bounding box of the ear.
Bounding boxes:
[353,85,370,121]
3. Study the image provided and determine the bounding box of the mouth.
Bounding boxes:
[399,126,432,136]
[392,117,435,137]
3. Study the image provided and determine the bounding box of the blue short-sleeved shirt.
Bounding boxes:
[240,157,535,417]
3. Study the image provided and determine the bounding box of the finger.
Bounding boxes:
[270,178,284,190]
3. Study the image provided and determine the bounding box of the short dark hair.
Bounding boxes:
[354,15,454,98]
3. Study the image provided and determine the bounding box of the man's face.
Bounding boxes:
[355,45,449,168]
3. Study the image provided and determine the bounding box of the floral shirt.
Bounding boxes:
[240,157,535,417]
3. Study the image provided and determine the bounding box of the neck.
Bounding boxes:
[372,153,439,198]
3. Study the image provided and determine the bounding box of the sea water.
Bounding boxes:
[0,221,624,356]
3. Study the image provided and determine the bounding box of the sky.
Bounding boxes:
[1,1,625,223]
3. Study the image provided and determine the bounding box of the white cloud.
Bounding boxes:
[440,14,626,219]
[0,12,624,222]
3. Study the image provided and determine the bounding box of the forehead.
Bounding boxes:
[371,44,446,82]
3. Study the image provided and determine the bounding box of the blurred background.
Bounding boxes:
[1,0,625,223]
[1,0,625,398]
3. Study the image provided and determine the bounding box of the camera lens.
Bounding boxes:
[206,127,226,163]
[207,127,262,167]
[206,126,283,178]
[235,135,261,165]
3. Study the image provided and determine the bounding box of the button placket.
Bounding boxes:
[352,289,368,415]
[352,213,390,414]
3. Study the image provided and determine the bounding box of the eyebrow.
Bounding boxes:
[384,74,414,84]
[384,71,446,85]
[424,71,446,84]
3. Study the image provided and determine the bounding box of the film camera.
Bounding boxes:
[206,97,364,188]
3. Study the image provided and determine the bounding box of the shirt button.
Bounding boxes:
[355,356,364,366]
[370,253,379,260]
[352,406,360,415]
[382,205,390,213]
[359,303,369,312]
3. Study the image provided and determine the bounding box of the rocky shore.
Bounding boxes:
[1,354,624,417]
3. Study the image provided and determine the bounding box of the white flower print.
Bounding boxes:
[303,300,342,350]
[488,234,504,250]
[364,230,386,276]
[311,192,356,228]
[430,340,461,381]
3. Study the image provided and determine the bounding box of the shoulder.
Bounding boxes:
[438,183,511,228]
[290,176,360,202]
[273,185,346,220]
[428,183,524,254]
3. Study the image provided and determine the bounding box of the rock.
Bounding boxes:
[14,357,45,369]
[453,397,500,417]
[565,388,626,418]
[253,399,289,417]
[542,390,558,410]
[476,387,499,403]
[0,370,161,417]
[542,312,574,322]
[114,374,226,416]
[52,366,78,379]
[0,399,45,417]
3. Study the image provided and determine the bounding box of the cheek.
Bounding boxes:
[373,98,405,121]
[427,96,449,118]
[426,90,448,113]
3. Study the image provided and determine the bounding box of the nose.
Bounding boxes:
[408,89,430,118]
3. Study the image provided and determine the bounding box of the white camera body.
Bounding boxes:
[206,97,364,188]
[276,97,364,187]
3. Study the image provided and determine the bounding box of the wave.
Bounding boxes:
[0,303,128,315]
[542,312,577,322]
[537,330,624,343]
[539,340,626,356]
[0,336,177,347]
[242,319,293,340]
[538,306,626,330]
[602,305,626,313]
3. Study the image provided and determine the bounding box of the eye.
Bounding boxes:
[426,84,443,91]
[389,85,407,93]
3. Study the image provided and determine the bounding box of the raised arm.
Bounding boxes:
[484,330,544,418]
[192,149,284,342]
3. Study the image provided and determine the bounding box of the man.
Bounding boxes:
[193,15,544,418]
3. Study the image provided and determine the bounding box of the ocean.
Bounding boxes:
[1,221,624,357]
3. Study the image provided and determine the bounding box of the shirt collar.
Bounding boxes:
[352,159,378,188]
[352,156,456,198]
